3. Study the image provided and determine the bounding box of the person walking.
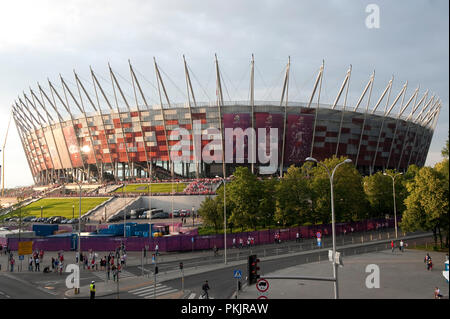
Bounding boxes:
[400,240,404,252]
[424,253,433,271]
[112,264,117,281]
[10,257,15,272]
[232,238,236,249]
[90,281,96,300]
[35,257,40,272]
[391,240,395,253]
[155,243,159,256]
[201,280,210,299]
[29,256,34,271]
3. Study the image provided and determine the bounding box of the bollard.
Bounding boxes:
[370,234,373,241]
[361,236,364,243]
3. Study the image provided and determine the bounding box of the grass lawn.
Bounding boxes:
[1,197,110,220]
[114,183,187,193]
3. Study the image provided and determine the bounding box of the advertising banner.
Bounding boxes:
[53,126,73,169]
[255,113,283,163]
[63,126,83,167]
[284,114,314,164]
[223,113,251,162]
[44,127,62,169]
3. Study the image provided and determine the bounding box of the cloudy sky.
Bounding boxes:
[0,0,448,188]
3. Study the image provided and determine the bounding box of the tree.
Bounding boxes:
[363,171,395,218]
[401,166,449,248]
[275,166,310,226]
[197,196,222,233]
[227,167,262,231]
[258,177,278,228]
[308,156,369,223]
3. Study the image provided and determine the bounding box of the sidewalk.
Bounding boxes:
[65,232,434,299]
[235,249,449,299]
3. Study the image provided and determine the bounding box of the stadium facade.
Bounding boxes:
[11,57,442,185]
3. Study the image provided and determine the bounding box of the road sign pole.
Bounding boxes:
[236,278,239,299]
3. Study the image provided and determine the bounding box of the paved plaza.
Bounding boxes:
[238,249,449,299]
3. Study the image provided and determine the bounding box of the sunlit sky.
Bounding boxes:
[0,0,448,188]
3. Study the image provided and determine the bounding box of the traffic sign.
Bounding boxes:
[19,255,24,261]
[18,241,32,256]
[256,279,269,293]
[257,295,268,299]
[233,270,242,279]
[316,232,321,238]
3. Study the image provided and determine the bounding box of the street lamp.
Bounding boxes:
[215,175,227,265]
[74,144,91,294]
[305,157,352,299]
[40,206,43,219]
[72,205,75,220]
[383,171,403,239]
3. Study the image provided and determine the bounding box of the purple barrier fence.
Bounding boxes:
[7,237,72,251]
[3,218,398,252]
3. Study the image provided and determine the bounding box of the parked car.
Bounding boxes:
[172,210,180,218]
[152,212,169,219]
[30,217,38,222]
[60,218,68,224]
[23,216,36,222]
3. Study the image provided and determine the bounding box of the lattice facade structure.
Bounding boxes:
[12,101,435,185]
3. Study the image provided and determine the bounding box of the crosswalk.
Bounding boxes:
[128,283,179,299]
[187,292,214,299]
[93,269,135,281]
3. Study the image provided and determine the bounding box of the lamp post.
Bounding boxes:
[40,206,43,219]
[74,144,91,294]
[383,172,402,239]
[215,175,227,265]
[305,157,352,299]
[192,206,195,227]
[72,205,75,220]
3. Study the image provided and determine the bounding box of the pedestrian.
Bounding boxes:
[112,264,117,281]
[213,245,218,257]
[296,232,300,243]
[35,257,40,272]
[155,243,159,256]
[10,257,15,272]
[232,238,236,249]
[51,257,55,271]
[424,253,432,270]
[400,240,404,252]
[201,280,210,299]
[107,263,111,280]
[59,261,64,275]
[391,240,395,253]
[29,256,33,271]
[434,287,443,299]
[90,281,96,300]
[239,238,243,249]
[123,253,127,266]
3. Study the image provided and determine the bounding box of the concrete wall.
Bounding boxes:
[140,195,216,213]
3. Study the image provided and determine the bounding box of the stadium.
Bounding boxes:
[11,57,442,185]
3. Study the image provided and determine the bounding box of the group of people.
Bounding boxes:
[390,240,407,253]
[232,237,256,249]
[28,250,45,272]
